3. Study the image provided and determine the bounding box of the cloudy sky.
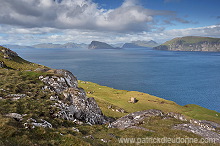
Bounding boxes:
[0,0,220,45]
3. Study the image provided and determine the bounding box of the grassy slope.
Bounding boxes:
[78,81,220,124]
[0,46,47,71]
[0,46,219,145]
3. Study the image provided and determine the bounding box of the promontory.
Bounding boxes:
[154,36,220,52]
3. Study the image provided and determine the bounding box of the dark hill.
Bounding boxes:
[88,41,120,49]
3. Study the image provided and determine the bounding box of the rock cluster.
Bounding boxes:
[109,109,220,142]
[109,109,163,129]
[39,69,110,125]
[39,69,78,93]
[24,118,52,129]
[173,124,220,143]
[0,47,18,59]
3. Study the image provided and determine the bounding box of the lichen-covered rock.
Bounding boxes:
[24,118,52,129]
[0,47,18,57]
[39,69,111,125]
[5,113,23,121]
[63,88,109,125]
[173,124,220,143]
[39,69,78,93]
[190,119,220,131]
[165,112,187,121]
[51,69,78,88]
[109,109,164,129]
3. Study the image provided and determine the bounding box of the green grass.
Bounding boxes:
[0,47,47,71]
[78,80,220,124]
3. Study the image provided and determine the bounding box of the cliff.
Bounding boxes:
[0,46,220,145]
[154,36,220,52]
[88,41,120,49]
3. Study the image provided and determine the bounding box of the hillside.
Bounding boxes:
[88,41,120,49]
[154,36,220,52]
[0,46,220,145]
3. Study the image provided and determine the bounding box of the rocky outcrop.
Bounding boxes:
[109,109,163,129]
[0,47,18,59]
[109,109,220,142]
[39,69,78,93]
[62,88,109,125]
[39,69,110,125]
[154,36,220,52]
[88,41,120,49]
[173,124,220,143]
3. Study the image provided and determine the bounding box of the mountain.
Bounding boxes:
[88,41,121,49]
[122,40,158,48]
[3,45,33,49]
[122,43,145,48]
[154,36,220,52]
[132,40,159,47]
[32,42,87,49]
[1,46,220,145]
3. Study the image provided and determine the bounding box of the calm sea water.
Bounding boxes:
[12,48,220,112]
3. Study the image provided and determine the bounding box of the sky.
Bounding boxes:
[0,0,220,45]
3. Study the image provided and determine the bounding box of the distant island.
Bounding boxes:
[88,41,121,49]
[122,40,158,48]
[3,40,159,50]
[154,36,220,52]
[3,43,87,49]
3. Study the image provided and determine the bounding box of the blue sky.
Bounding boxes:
[0,0,220,45]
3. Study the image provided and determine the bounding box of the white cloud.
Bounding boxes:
[1,25,220,45]
[0,0,172,32]
[0,0,219,45]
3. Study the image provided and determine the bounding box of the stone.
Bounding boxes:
[165,112,187,121]
[83,135,94,140]
[34,68,50,72]
[24,118,52,129]
[50,95,59,101]
[6,94,26,100]
[72,127,80,132]
[5,113,23,121]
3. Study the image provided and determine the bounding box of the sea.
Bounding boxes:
[12,47,220,112]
